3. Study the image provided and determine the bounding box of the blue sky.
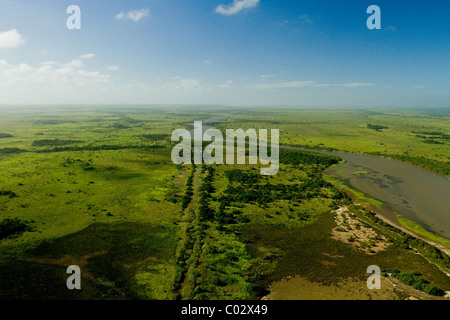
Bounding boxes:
[0,0,448,107]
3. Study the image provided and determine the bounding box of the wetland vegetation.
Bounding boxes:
[0,106,448,300]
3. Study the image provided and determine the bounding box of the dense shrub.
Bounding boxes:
[198,167,215,221]
[393,272,446,296]
[221,176,331,205]
[224,169,260,184]
[0,218,32,240]
[181,166,195,210]
[0,190,17,198]
[367,123,389,131]
[0,148,26,155]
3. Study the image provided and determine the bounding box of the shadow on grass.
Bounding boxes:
[0,222,177,300]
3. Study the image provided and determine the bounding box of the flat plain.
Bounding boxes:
[0,106,449,300]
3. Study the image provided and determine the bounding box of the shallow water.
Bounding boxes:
[284,146,450,240]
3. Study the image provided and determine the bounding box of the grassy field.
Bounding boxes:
[0,106,448,300]
[0,107,188,299]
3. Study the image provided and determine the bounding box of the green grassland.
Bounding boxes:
[0,106,449,300]
[0,107,190,299]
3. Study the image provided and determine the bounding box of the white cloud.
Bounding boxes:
[247,81,376,90]
[63,60,84,68]
[220,80,233,88]
[298,14,312,23]
[40,61,58,66]
[79,53,95,59]
[411,85,424,89]
[248,81,314,89]
[107,66,119,71]
[384,25,397,32]
[259,74,278,81]
[215,0,260,16]
[163,76,202,92]
[115,8,150,22]
[334,82,376,88]
[0,29,25,49]
[203,60,212,64]
[0,58,109,88]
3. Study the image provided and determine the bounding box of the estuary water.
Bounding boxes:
[283,146,450,240]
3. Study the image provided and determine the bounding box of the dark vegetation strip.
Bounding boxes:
[194,165,257,299]
[412,131,450,140]
[1,145,166,155]
[138,134,170,141]
[173,165,259,299]
[31,139,84,147]
[286,143,339,152]
[381,269,446,296]
[367,152,450,176]
[178,165,216,299]
[33,119,76,125]
[422,139,444,145]
[181,167,195,210]
[367,123,389,131]
[172,165,208,299]
[0,148,26,155]
[34,144,166,153]
[198,165,215,222]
